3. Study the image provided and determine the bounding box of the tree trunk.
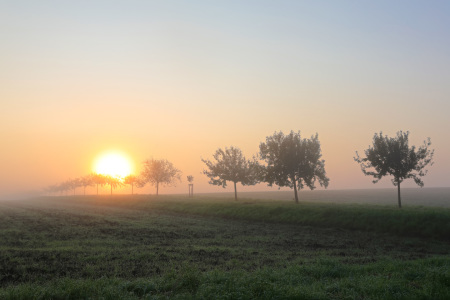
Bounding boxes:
[293,178,299,204]
[84,186,86,196]
[156,182,159,196]
[131,184,134,195]
[234,182,237,201]
[97,184,99,195]
[110,185,112,196]
[397,182,402,208]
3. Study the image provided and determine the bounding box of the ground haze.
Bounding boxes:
[1,194,449,299]
[198,187,450,207]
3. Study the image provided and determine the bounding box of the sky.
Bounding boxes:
[1,0,449,198]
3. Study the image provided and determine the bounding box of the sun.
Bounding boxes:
[93,152,133,179]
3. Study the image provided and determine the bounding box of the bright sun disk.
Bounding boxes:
[94,152,132,179]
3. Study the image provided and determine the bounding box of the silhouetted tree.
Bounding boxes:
[123,174,140,195]
[58,181,70,196]
[44,184,58,196]
[104,175,124,195]
[66,178,81,196]
[187,175,194,197]
[354,131,434,208]
[140,159,181,195]
[92,173,106,195]
[259,131,329,204]
[80,174,94,196]
[202,146,261,200]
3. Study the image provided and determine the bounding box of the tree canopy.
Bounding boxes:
[202,146,261,200]
[259,131,329,203]
[140,159,181,195]
[104,175,124,195]
[354,131,434,208]
[123,174,140,195]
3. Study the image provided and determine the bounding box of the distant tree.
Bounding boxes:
[202,146,261,200]
[354,131,434,208]
[66,178,81,196]
[123,174,140,195]
[187,175,194,197]
[57,181,70,196]
[140,159,181,196]
[92,173,106,195]
[80,175,94,196]
[259,131,329,204]
[44,184,58,196]
[104,175,124,195]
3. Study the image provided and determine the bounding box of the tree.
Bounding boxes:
[354,131,434,208]
[92,173,106,195]
[104,175,124,195]
[123,174,140,195]
[66,178,81,196]
[202,146,261,200]
[80,175,94,196]
[187,175,194,197]
[140,159,181,195]
[259,131,329,204]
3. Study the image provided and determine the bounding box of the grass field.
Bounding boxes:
[198,187,450,207]
[0,195,449,299]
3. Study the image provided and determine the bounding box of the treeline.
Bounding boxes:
[45,173,135,196]
[46,130,434,208]
[46,159,182,196]
[203,130,434,208]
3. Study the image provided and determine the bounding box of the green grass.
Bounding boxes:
[0,195,449,299]
[132,195,450,240]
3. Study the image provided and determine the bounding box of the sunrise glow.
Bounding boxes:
[93,152,133,179]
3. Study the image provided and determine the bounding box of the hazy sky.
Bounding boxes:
[1,1,449,198]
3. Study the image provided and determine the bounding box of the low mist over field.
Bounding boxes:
[1,1,450,299]
[200,187,450,208]
[1,1,450,200]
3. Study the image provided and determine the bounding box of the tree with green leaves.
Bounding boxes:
[202,146,261,200]
[354,131,434,208]
[259,131,329,204]
[140,159,181,196]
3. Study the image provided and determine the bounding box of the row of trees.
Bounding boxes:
[202,131,329,203]
[202,130,434,208]
[47,159,184,196]
[46,173,131,196]
[47,130,434,208]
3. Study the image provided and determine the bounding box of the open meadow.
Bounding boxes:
[0,193,449,299]
[198,187,450,208]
